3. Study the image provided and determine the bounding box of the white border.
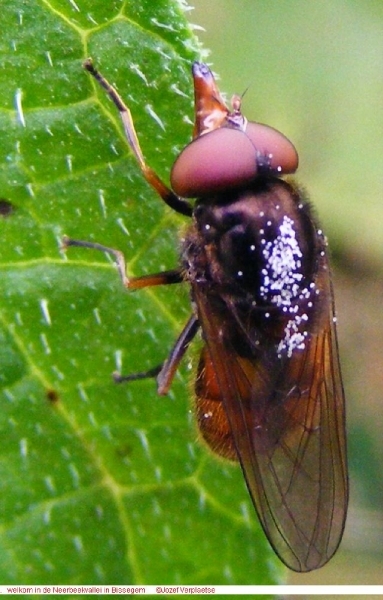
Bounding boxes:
[2,585,383,595]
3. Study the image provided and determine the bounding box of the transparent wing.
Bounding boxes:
[194,282,348,572]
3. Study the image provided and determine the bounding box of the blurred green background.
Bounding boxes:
[190,0,383,588]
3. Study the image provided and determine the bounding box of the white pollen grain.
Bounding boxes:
[260,215,304,308]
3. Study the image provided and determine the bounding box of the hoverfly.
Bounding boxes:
[64,59,348,572]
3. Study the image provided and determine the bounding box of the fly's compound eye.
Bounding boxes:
[170,123,299,198]
[245,122,298,175]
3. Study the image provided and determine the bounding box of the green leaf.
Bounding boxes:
[0,0,282,586]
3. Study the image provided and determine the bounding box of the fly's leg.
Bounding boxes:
[63,59,195,392]
[62,235,183,290]
[83,58,192,217]
[114,315,200,395]
[62,235,197,393]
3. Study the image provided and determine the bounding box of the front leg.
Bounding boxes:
[83,59,192,218]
